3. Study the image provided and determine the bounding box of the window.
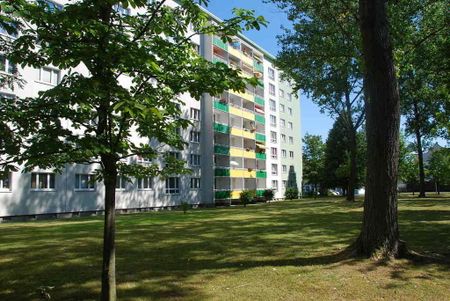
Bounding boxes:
[280,119,286,128]
[0,55,17,74]
[287,93,292,101]
[38,0,63,12]
[0,92,15,101]
[272,180,278,191]
[289,151,294,158]
[137,155,151,163]
[280,104,285,112]
[165,177,180,194]
[269,99,276,111]
[271,164,278,176]
[0,22,18,37]
[281,149,287,158]
[289,136,294,145]
[268,68,275,80]
[279,89,284,98]
[190,177,201,189]
[288,122,293,130]
[0,172,11,191]
[75,174,95,190]
[271,147,278,159]
[269,83,275,96]
[116,175,126,190]
[190,108,200,121]
[190,130,200,143]
[38,67,60,85]
[270,115,276,127]
[190,154,201,166]
[31,173,55,190]
[281,134,286,143]
[138,177,152,190]
[282,180,287,188]
[282,165,287,174]
[270,131,277,143]
[288,107,293,116]
[168,151,181,160]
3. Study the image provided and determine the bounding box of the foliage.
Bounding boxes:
[302,133,325,190]
[240,190,256,207]
[285,187,299,200]
[263,189,275,201]
[428,148,450,189]
[180,201,190,214]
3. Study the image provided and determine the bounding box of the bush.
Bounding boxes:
[180,201,189,214]
[285,187,299,200]
[240,190,256,207]
[263,189,275,201]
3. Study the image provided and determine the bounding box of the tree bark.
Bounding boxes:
[347,128,357,202]
[101,157,117,301]
[413,106,426,198]
[356,0,403,257]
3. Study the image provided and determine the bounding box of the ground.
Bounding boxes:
[0,194,449,301]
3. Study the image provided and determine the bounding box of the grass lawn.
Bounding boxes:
[0,194,449,301]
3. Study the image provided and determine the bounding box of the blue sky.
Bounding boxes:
[205,0,334,140]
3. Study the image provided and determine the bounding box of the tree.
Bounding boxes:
[398,136,420,194]
[301,133,325,195]
[286,165,299,199]
[0,1,266,300]
[269,0,365,201]
[323,115,366,196]
[428,147,450,194]
[356,0,403,257]
[394,0,449,198]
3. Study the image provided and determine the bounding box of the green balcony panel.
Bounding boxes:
[256,190,265,197]
[215,190,231,199]
[214,101,229,112]
[212,57,227,64]
[257,80,264,88]
[254,62,264,73]
[255,114,265,124]
[214,145,230,155]
[254,96,265,106]
[256,152,266,160]
[256,170,267,178]
[255,133,266,142]
[214,123,230,134]
[215,168,230,177]
[213,37,228,51]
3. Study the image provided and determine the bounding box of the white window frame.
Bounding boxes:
[281,134,286,143]
[271,147,278,159]
[31,172,56,191]
[282,165,287,174]
[270,115,276,127]
[280,104,285,113]
[280,119,286,128]
[116,175,127,191]
[281,149,287,158]
[38,67,60,85]
[190,154,201,167]
[269,99,276,111]
[272,180,279,191]
[0,55,17,74]
[269,83,275,96]
[75,174,95,191]
[190,177,201,189]
[288,122,293,130]
[190,130,200,143]
[190,108,201,121]
[288,107,293,116]
[279,89,284,98]
[0,172,12,192]
[289,151,294,158]
[271,164,278,176]
[268,68,275,80]
[289,136,294,145]
[270,131,277,143]
[138,177,152,190]
[165,177,180,194]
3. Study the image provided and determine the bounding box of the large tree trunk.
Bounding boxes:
[347,128,357,202]
[101,158,117,301]
[413,108,426,198]
[356,0,403,257]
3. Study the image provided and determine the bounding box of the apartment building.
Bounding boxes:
[0,0,302,217]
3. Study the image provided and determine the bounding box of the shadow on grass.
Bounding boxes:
[0,198,448,300]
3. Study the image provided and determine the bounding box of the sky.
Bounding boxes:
[204,0,335,140]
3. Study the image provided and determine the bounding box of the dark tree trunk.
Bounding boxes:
[101,157,117,301]
[356,0,403,257]
[413,113,426,198]
[347,128,357,202]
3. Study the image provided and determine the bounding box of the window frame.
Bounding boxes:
[38,67,60,85]
[165,177,180,194]
[0,172,12,192]
[74,174,95,191]
[31,172,56,191]
[137,177,153,191]
[190,177,201,189]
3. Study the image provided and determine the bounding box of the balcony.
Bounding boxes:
[254,61,264,73]
[213,36,228,51]
[256,152,266,160]
[214,123,230,134]
[254,96,265,106]
[215,168,230,177]
[256,170,267,178]
[215,190,231,199]
[256,133,266,143]
[214,145,230,156]
[212,55,227,64]
[214,100,229,113]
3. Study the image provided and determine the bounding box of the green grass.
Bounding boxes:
[0,194,449,300]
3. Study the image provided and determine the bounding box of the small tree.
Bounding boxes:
[0,1,266,300]
[285,187,299,200]
[302,134,324,194]
[240,190,255,207]
[180,201,190,214]
[263,189,274,201]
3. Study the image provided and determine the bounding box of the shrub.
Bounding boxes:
[240,190,256,207]
[263,189,275,201]
[285,187,299,200]
[180,201,189,214]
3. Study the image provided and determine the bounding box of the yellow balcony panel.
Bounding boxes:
[231,190,243,199]
[239,70,252,79]
[228,47,241,59]
[242,150,256,159]
[229,107,255,121]
[240,54,254,66]
[230,128,255,139]
[230,90,253,102]
[230,169,256,178]
[230,147,244,157]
